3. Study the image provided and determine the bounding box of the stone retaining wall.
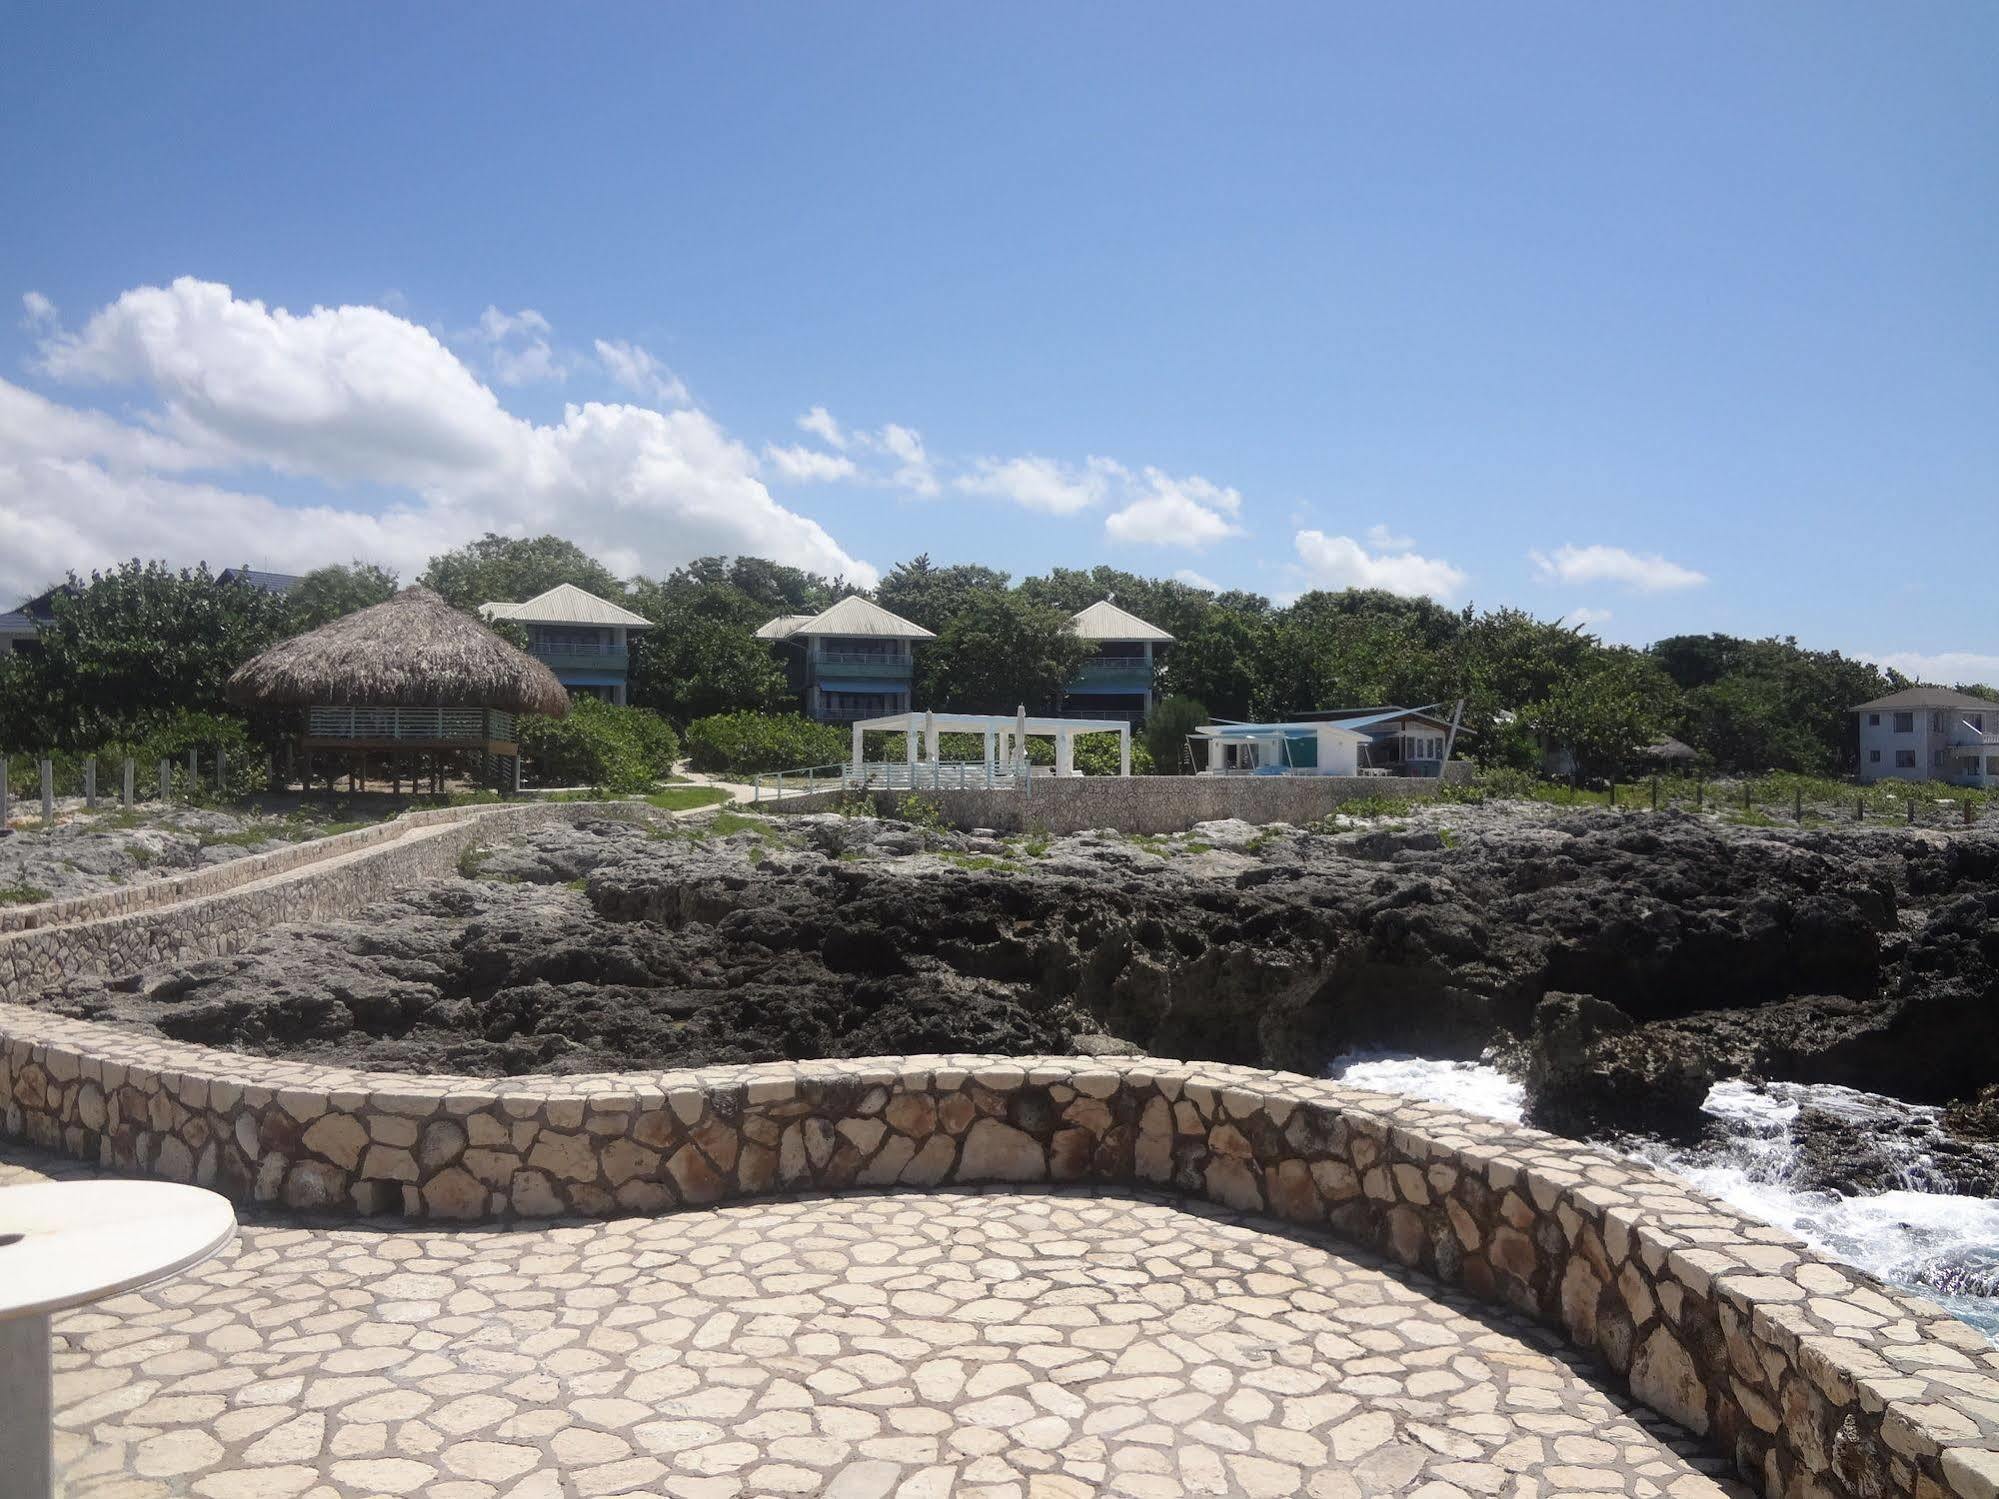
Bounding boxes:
[772,768,1468,834]
[0,800,641,1002]
[3,1017,1996,1499]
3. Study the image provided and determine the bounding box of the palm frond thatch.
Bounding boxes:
[226,586,571,717]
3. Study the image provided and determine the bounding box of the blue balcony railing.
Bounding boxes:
[533,643,628,674]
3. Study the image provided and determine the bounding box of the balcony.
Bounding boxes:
[1068,658,1153,689]
[531,641,629,675]
[813,653,912,680]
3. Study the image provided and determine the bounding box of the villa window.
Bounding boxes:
[1870,750,1880,763]
[1934,712,1945,732]
[1934,749,1945,767]
[1868,713,1880,726]
[1893,712,1914,733]
[1895,750,1917,769]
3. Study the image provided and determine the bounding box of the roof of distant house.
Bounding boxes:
[0,611,35,635]
[1069,599,1173,643]
[217,568,305,594]
[756,596,936,641]
[1852,686,1996,713]
[478,583,651,629]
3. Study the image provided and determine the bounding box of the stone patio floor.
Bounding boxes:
[3,1142,1747,1499]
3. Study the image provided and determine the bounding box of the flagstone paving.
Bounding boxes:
[3,1143,1745,1499]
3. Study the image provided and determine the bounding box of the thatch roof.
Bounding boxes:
[227,586,571,716]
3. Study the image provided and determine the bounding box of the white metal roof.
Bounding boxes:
[759,595,937,641]
[853,711,1130,734]
[1194,722,1368,740]
[1069,599,1174,642]
[754,614,817,641]
[1852,686,1996,713]
[478,583,652,629]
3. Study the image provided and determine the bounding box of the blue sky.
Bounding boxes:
[2,5,1994,680]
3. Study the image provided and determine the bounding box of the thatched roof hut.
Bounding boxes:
[227,586,569,717]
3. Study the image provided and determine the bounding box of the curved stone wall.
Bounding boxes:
[3,1010,1997,1499]
[0,799,644,1001]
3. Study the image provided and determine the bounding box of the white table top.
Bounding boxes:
[0,1181,237,1320]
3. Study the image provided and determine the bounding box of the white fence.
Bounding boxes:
[306,707,512,742]
[750,761,1029,802]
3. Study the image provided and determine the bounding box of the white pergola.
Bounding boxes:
[850,708,1132,783]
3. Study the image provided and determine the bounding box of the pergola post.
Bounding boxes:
[1055,729,1074,778]
[904,723,917,783]
[1120,724,1131,777]
[983,727,994,788]
[851,722,864,786]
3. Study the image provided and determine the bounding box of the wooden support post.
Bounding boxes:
[41,758,54,825]
[1967,800,1976,828]
[1608,780,1616,808]
[0,759,8,827]
[1908,798,1915,825]
[1795,788,1803,823]
[187,747,197,792]
[158,759,171,803]
[1856,795,1863,822]
[122,758,135,809]
[84,756,97,810]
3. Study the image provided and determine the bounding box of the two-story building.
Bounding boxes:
[479,583,651,705]
[1059,600,1173,722]
[1854,687,1997,787]
[756,596,935,722]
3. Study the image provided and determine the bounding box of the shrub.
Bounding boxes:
[1144,696,1208,775]
[519,699,679,793]
[684,712,845,775]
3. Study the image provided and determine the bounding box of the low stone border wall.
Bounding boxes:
[773,768,1468,834]
[3,1019,1996,1499]
[0,799,643,1002]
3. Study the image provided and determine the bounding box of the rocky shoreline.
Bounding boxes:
[19,800,1999,1196]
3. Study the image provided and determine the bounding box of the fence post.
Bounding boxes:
[1695,782,1703,812]
[186,747,197,793]
[1967,800,1976,828]
[1907,798,1915,825]
[84,756,97,809]
[1855,795,1863,822]
[1608,780,1616,808]
[0,759,8,827]
[122,757,135,809]
[159,758,171,803]
[1651,777,1659,811]
[41,757,54,824]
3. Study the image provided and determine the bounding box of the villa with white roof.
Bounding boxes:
[756,596,936,722]
[478,583,652,705]
[1060,600,1173,721]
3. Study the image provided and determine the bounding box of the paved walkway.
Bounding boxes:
[3,1144,1743,1499]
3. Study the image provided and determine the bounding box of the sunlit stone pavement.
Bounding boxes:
[3,1143,1744,1499]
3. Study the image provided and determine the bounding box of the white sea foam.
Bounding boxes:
[1325,1052,1999,1336]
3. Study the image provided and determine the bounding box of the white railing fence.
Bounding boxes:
[750,760,1031,802]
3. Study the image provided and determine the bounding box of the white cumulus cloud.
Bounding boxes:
[1174,568,1220,590]
[20,291,57,332]
[594,339,688,406]
[797,405,848,450]
[1293,530,1469,600]
[1529,543,1706,593]
[1567,606,1613,628]
[1864,651,1999,690]
[1365,523,1415,552]
[954,455,1122,516]
[4,276,878,600]
[763,443,859,483]
[1104,470,1244,548]
[873,422,939,497]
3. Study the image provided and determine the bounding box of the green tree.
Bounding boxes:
[918,593,1090,714]
[629,614,794,727]
[1144,695,1210,775]
[289,561,400,630]
[0,561,296,752]
[873,554,1012,634]
[1164,610,1264,719]
[420,534,625,612]
[1521,655,1668,780]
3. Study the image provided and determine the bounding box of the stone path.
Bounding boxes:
[3,1145,1745,1499]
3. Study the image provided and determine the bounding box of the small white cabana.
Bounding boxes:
[848,708,1132,788]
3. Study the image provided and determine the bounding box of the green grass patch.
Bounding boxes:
[0,883,52,905]
[644,786,732,813]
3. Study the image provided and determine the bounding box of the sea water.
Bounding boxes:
[1326,1051,1999,1337]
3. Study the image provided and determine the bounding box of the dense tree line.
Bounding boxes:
[3,536,1975,779]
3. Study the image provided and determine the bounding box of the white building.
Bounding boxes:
[1854,687,1998,787]
[1191,722,1370,777]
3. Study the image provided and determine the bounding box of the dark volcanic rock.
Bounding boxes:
[1523,992,1719,1138]
[28,806,1999,1120]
